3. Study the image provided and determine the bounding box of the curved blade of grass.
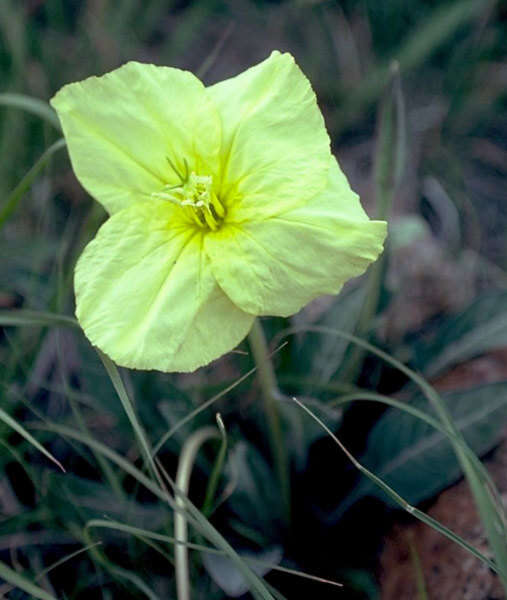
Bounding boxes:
[0,407,64,472]
[152,341,287,457]
[327,390,501,520]
[174,426,220,600]
[98,351,158,481]
[0,309,78,329]
[0,543,104,598]
[58,344,124,501]
[282,324,507,590]
[86,519,342,590]
[0,138,66,228]
[0,560,58,600]
[331,390,500,478]
[33,422,275,600]
[0,93,61,130]
[80,527,160,600]
[291,396,504,577]
[153,367,254,456]
[35,542,103,582]
[156,458,276,600]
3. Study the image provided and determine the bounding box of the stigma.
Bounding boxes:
[152,165,225,231]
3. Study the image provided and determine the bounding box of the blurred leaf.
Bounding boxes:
[202,546,282,598]
[295,285,366,387]
[338,381,507,512]
[334,0,492,130]
[48,473,167,528]
[416,290,507,377]
[294,397,503,577]
[225,441,282,540]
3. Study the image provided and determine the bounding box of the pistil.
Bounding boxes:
[152,166,225,230]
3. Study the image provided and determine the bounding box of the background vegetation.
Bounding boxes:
[1,0,507,598]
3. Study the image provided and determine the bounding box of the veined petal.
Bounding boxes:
[51,62,221,215]
[75,201,254,372]
[207,51,331,221]
[205,158,387,317]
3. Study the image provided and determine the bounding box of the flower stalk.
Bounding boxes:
[248,319,290,523]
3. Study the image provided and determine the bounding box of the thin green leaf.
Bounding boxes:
[32,422,275,600]
[0,560,58,600]
[0,407,64,472]
[98,351,158,481]
[152,341,288,457]
[0,138,66,228]
[291,397,504,578]
[283,325,507,592]
[35,542,103,582]
[0,309,77,329]
[349,385,507,506]
[0,93,61,129]
[86,519,342,590]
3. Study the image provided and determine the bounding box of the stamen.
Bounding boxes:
[152,165,226,231]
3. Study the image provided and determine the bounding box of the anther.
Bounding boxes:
[153,163,226,230]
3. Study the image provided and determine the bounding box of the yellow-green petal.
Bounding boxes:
[75,201,254,372]
[51,61,221,215]
[207,51,331,221]
[205,158,387,317]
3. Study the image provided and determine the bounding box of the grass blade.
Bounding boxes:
[0,138,66,228]
[152,341,287,456]
[281,325,507,590]
[33,422,275,600]
[0,407,64,472]
[291,396,504,577]
[327,390,501,519]
[0,560,58,600]
[0,93,61,130]
[86,519,342,590]
[0,309,77,329]
[98,351,158,480]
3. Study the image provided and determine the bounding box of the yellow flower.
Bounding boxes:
[51,51,386,372]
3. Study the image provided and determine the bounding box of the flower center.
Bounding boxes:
[152,158,225,231]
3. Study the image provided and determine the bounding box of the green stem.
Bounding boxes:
[175,426,219,600]
[248,319,290,523]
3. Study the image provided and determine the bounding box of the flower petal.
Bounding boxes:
[51,62,220,215]
[75,201,254,372]
[207,51,331,221]
[205,158,387,317]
